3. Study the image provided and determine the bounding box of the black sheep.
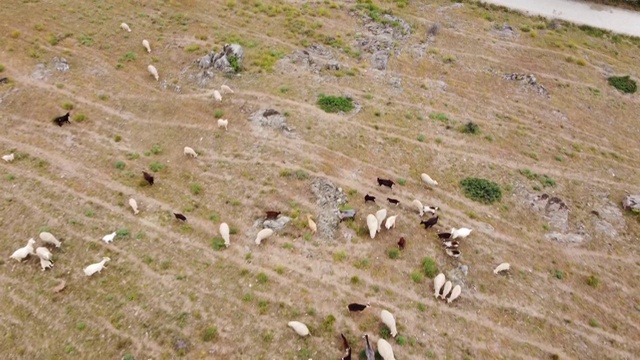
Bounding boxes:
[340,333,351,360]
[397,237,406,250]
[173,213,187,222]
[387,197,400,206]
[53,112,71,127]
[364,194,376,203]
[420,215,439,229]
[347,302,370,312]
[377,177,395,189]
[142,171,154,185]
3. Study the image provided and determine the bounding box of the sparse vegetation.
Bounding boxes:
[459,177,502,204]
[586,275,600,288]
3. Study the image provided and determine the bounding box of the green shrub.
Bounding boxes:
[201,326,218,342]
[422,257,438,278]
[119,51,137,62]
[607,75,637,94]
[74,113,86,122]
[411,271,424,283]
[459,177,502,204]
[0,64,4,72]
[387,248,400,259]
[190,183,202,195]
[461,121,480,134]
[317,94,354,113]
[115,161,125,169]
[62,102,74,110]
[149,162,165,172]
[228,54,241,72]
[586,275,599,288]
[214,110,224,118]
[185,44,200,52]
[78,34,94,46]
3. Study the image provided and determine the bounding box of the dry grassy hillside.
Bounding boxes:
[1,0,639,359]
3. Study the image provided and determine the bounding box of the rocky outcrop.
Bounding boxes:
[310,177,348,240]
[248,109,294,133]
[195,43,244,73]
[502,73,549,97]
[276,43,344,75]
[622,195,640,212]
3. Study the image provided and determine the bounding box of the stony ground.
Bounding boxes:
[0,1,639,359]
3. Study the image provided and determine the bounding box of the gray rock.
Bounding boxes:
[248,108,294,133]
[371,50,389,71]
[310,177,348,240]
[622,195,640,212]
[529,193,570,232]
[52,57,69,72]
[277,43,345,75]
[262,216,292,231]
[545,232,587,244]
[195,43,243,73]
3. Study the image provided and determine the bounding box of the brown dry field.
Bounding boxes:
[1,1,639,359]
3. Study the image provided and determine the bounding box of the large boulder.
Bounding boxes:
[310,177,348,240]
[195,43,244,73]
[622,195,640,212]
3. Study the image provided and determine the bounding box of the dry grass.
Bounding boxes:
[0,0,639,359]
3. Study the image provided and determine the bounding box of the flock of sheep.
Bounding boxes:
[3,20,516,359]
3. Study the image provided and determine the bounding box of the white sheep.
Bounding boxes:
[220,84,234,94]
[420,173,438,187]
[377,338,396,360]
[102,231,116,244]
[220,222,230,247]
[306,214,317,234]
[451,227,472,239]
[380,310,397,338]
[142,39,151,53]
[129,198,139,215]
[39,231,61,248]
[493,262,510,274]
[2,153,14,162]
[412,199,424,216]
[375,208,387,232]
[366,214,378,240]
[10,238,36,262]
[255,228,274,245]
[147,64,159,81]
[447,284,462,303]
[83,257,110,276]
[433,273,445,298]
[217,118,228,131]
[384,215,397,230]
[213,90,222,102]
[440,281,452,299]
[183,146,198,158]
[36,247,54,271]
[287,321,310,337]
[120,22,131,32]
[423,205,438,215]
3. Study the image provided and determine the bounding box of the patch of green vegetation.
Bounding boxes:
[320,314,336,334]
[422,257,438,278]
[257,272,268,284]
[251,48,284,72]
[150,144,162,155]
[116,228,130,239]
[588,319,599,328]
[211,237,226,251]
[73,113,86,122]
[115,161,125,170]
[317,94,354,113]
[184,44,200,52]
[119,51,137,62]
[387,248,400,259]
[397,178,406,186]
[0,64,4,72]
[586,274,600,288]
[213,109,224,118]
[62,102,74,110]
[78,34,94,46]
[411,271,424,283]
[396,335,407,345]
[279,168,310,180]
[228,54,241,72]
[190,183,202,195]
[460,121,480,135]
[417,134,426,142]
[554,270,565,280]
[607,75,637,94]
[201,326,218,342]
[114,135,122,142]
[333,251,347,262]
[149,162,165,172]
[459,177,502,204]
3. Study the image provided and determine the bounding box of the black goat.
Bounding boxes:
[364,194,376,203]
[387,197,400,206]
[377,177,395,189]
[142,171,154,185]
[173,212,187,221]
[340,333,351,360]
[347,302,370,312]
[53,112,71,127]
[397,237,406,250]
[420,215,439,229]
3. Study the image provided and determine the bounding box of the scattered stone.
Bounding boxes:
[31,64,51,80]
[492,24,518,39]
[262,216,292,231]
[195,43,243,73]
[310,177,348,240]
[622,195,640,212]
[276,43,345,75]
[248,108,294,133]
[371,50,390,71]
[502,73,549,97]
[545,232,587,244]
[173,338,190,354]
[52,57,69,72]
[529,193,569,232]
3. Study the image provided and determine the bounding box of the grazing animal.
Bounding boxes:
[363,334,375,360]
[380,310,398,337]
[213,90,222,102]
[220,222,230,247]
[493,262,510,274]
[0,77,8,84]
[447,285,462,303]
[36,247,54,271]
[366,214,378,240]
[442,240,460,248]
[83,257,110,276]
[340,333,351,360]
[52,280,66,293]
[10,239,36,262]
[142,171,154,185]
[306,214,317,234]
[102,231,116,244]
[287,321,310,337]
[2,153,14,162]
[129,198,139,215]
[174,213,187,222]
[53,112,71,126]
[412,199,425,216]
[120,22,131,32]
[377,338,396,360]
[387,197,400,206]
[265,211,281,220]
[375,208,387,232]
[183,146,198,157]
[220,84,234,94]
[39,232,62,247]
[217,118,228,130]
[364,194,376,203]
[147,64,159,81]
[142,39,151,53]
[451,227,472,239]
[438,232,452,240]
[434,273,446,298]
[255,228,274,245]
[424,206,439,215]
[377,178,395,189]
[397,237,406,250]
[445,248,461,258]
[420,215,439,229]
[338,209,356,222]
[440,281,453,299]
[384,215,397,230]
[420,173,439,187]
[347,302,370,312]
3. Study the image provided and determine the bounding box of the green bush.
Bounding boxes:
[316,94,354,113]
[422,257,438,278]
[461,121,480,134]
[607,75,637,94]
[228,54,241,72]
[460,177,502,204]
